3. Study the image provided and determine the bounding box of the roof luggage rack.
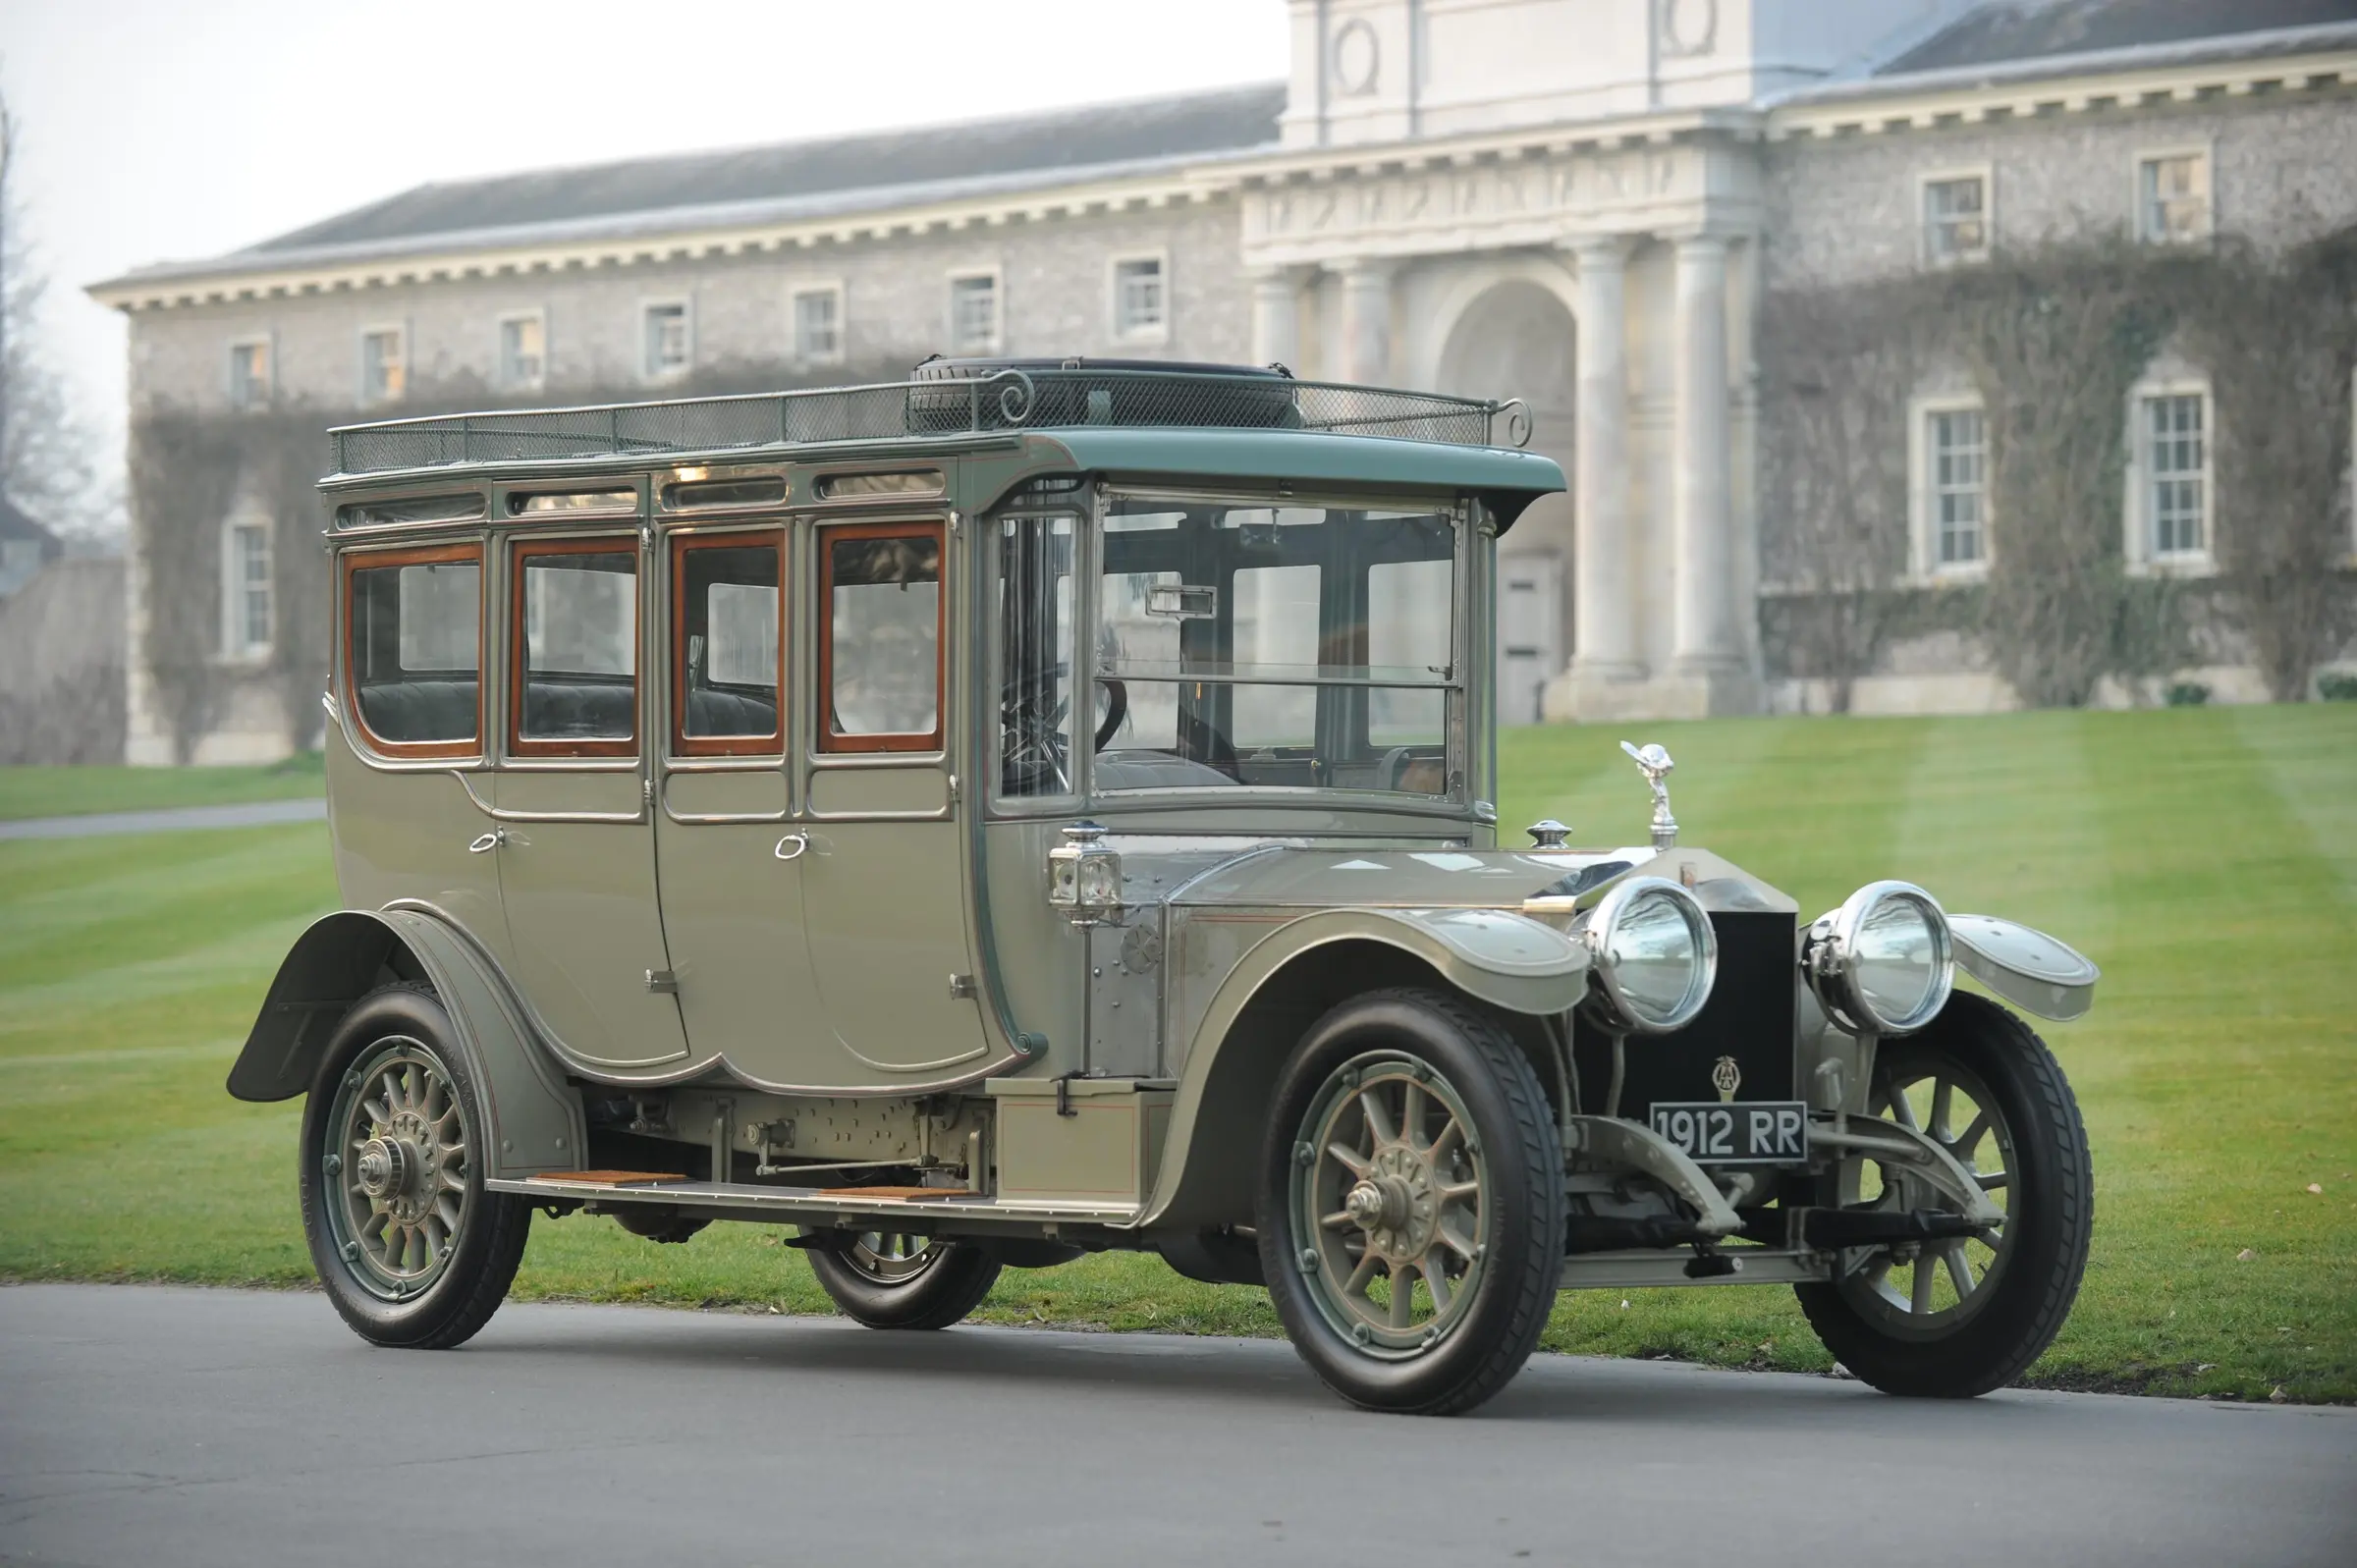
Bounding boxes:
[327,358,1533,477]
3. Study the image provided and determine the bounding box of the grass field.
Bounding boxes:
[0,752,323,821]
[2,708,2351,1400]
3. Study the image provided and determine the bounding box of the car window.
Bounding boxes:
[821,523,942,751]
[346,544,481,755]
[515,541,637,756]
[673,533,783,755]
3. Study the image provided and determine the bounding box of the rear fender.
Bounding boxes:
[1138,906,1587,1229]
[229,908,584,1177]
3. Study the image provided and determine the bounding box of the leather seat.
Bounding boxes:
[684,686,778,738]
[356,678,477,743]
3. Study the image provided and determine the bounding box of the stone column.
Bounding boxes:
[1334,258,1396,384]
[1672,233,1739,675]
[1567,235,1642,684]
[1248,267,1303,371]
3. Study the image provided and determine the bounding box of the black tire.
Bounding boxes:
[300,982,532,1350]
[1255,988,1565,1416]
[805,1232,1003,1329]
[1795,992,2092,1397]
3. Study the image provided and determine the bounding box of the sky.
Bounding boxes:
[0,0,1291,510]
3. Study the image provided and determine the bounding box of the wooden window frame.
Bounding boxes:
[510,534,642,761]
[342,540,484,761]
[671,527,787,758]
[817,517,947,755]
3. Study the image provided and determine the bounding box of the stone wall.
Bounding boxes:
[0,558,127,764]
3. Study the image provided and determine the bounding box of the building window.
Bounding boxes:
[225,518,272,658]
[229,340,271,408]
[793,287,844,365]
[499,312,546,391]
[359,327,406,406]
[1112,255,1168,340]
[2142,391,2209,560]
[643,301,691,380]
[2138,151,2211,244]
[1928,407,1988,569]
[950,273,1000,355]
[1922,173,1990,265]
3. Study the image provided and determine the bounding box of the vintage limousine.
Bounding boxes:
[232,360,2100,1414]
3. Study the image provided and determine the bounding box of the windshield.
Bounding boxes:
[1091,494,1458,795]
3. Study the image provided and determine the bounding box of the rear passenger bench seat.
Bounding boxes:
[355,680,776,744]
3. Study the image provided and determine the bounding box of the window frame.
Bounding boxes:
[815,516,947,756]
[789,282,847,368]
[1907,391,1992,581]
[1109,251,1172,345]
[670,527,787,759]
[228,336,272,410]
[1917,166,1994,267]
[357,323,408,407]
[497,309,548,393]
[947,267,1003,357]
[222,514,275,661]
[2134,144,2214,246]
[341,540,485,762]
[509,533,644,761]
[641,297,693,384]
[2123,376,2218,574]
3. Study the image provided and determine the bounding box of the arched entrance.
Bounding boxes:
[1435,278,1577,726]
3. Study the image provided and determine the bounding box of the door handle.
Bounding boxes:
[774,832,809,861]
[467,831,506,854]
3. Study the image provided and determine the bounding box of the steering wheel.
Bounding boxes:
[1002,669,1136,794]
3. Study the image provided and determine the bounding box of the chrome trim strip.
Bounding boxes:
[452,770,645,825]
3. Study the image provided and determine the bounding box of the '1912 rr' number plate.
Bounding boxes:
[1648,1102,1811,1164]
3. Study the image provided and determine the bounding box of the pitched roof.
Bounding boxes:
[103,83,1286,289]
[0,495,60,548]
[1885,0,2357,74]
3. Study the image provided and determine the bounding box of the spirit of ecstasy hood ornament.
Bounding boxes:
[1620,740,1677,849]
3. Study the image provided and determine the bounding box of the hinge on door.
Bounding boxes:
[642,778,653,806]
[947,773,959,802]
[948,973,977,1000]
[645,969,680,995]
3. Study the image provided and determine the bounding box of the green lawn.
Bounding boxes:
[1,708,2350,1400]
[0,753,324,821]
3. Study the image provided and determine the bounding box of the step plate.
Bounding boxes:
[491,1174,1139,1229]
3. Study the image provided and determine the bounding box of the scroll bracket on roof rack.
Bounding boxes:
[1497,398,1533,450]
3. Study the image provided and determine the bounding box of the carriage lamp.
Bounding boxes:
[1803,880,1954,1036]
[1047,820,1124,927]
[1573,875,1718,1035]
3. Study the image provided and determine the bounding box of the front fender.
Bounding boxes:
[228,908,584,1177]
[1947,913,2100,1021]
[1137,906,1587,1228]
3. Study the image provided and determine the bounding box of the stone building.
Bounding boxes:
[91,0,2357,762]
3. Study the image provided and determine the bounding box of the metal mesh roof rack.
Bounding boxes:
[328,364,1533,477]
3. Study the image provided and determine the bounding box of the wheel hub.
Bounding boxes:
[1349,1148,1439,1262]
[355,1136,410,1200]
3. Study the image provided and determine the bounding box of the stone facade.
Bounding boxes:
[91,0,2357,760]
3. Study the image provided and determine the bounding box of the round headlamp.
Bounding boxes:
[1575,876,1718,1035]
[1804,881,1953,1036]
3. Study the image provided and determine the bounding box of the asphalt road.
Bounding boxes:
[0,799,327,840]
[2,1285,2350,1568]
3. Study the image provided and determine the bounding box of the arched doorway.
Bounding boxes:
[1435,278,1576,726]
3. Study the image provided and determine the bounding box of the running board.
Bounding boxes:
[489,1173,1141,1232]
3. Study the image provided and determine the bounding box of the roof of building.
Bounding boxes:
[1885,0,2357,75]
[97,83,1288,291]
[0,496,60,549]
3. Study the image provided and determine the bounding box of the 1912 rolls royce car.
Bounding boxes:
[232,359,2101,1415]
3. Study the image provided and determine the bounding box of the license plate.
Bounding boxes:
[1648,1101,1810,1164]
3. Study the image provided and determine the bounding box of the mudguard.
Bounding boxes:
[228,908,585,1177]
[1138,905,1589,1228]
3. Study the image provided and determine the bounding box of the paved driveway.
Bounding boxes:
[0,799,326,840]
[2,1284,2350,1567]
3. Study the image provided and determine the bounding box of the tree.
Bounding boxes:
[0,81,107,541]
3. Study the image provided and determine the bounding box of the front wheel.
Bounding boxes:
[1256,989,1565,1416]
[805,1232,1002,1329]
[1795,992,2093,1397]
[300,982,532,1349]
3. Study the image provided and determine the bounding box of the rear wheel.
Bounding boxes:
[300,983,532,1349]
[1256,989,1564,1416]
[805,1231,1002,1329]
[1795,993,2092,1396]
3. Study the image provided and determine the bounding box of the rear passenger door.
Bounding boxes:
[493,527,689,1071]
